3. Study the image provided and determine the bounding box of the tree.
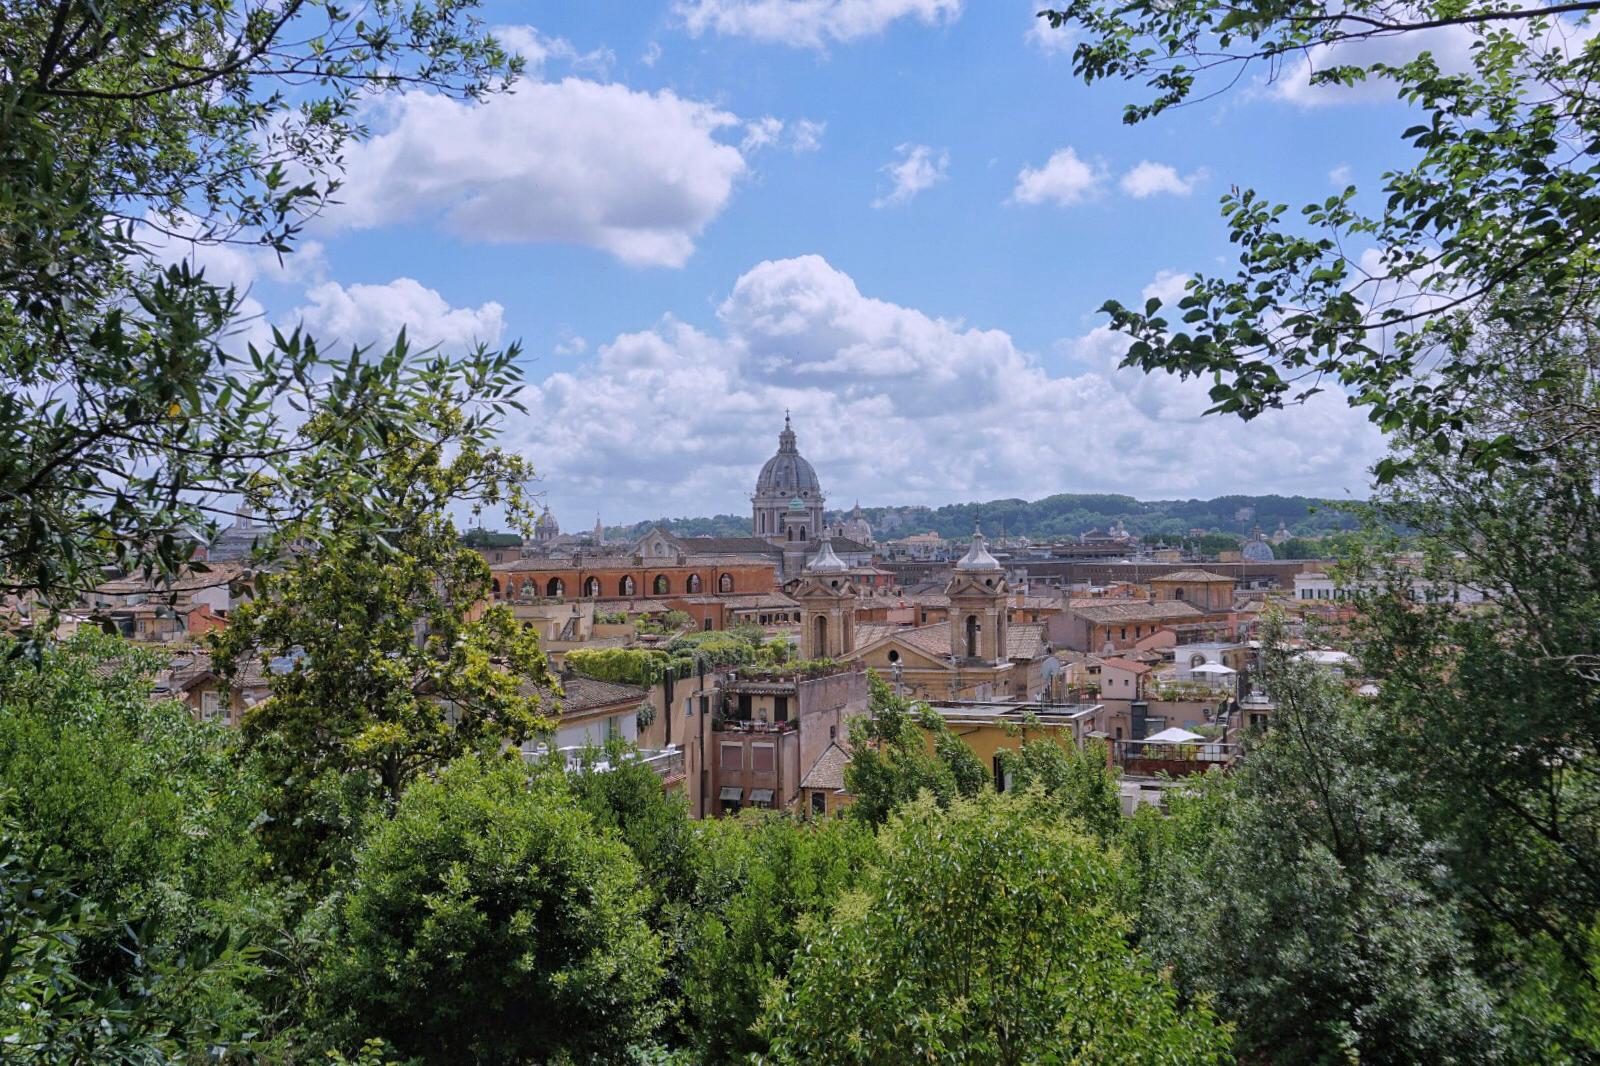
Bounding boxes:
[998,734,1123,841]
[678,815,877,1063]
[212,398,555,880]
[757,792,1232,1065]
[1043,0,1600,480]
[1137,630,1505,1063]
[1346,323,1600,1055]
[0,631,268,1060]
[320,756,664,1065]
[843,671,988,825]
[0,0,523,612]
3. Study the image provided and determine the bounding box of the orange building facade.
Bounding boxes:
[489,560,779,614]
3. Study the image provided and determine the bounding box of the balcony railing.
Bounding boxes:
[522,744,684,780]
[713,717,797,734]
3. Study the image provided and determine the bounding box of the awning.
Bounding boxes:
[749,788,775,806]
[719,786,743,802]
[1190,663,1236,675]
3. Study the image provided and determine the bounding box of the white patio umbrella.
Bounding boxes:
[1190,662,1236,675]
[1144,727,1206,744]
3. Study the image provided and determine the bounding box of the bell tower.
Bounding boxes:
[946,528,1008,663]
[795,536,856,659]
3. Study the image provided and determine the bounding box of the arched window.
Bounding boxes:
[687,573,703,593]
[546,577,565,598]
[1189,653,1207,669]
[619,575,636,596]
[653,574,670,596]
[520,579,534,599]
[718,573,734,593]
[1174,587,1185,600]
[814,615,828,655]
[583,576,600,598]
[887,649,900,664]
[491,579,501,598]
[965,615,979,659]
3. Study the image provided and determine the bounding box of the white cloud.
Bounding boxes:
[1141,270,1191,307]
[676,0,962,48]
[508,255,1383,522]
[873,143,949,208]
[1119,160,1204,198]
[1260,25,1477,107]
[1025,6,1074,53]
[290,278,505,354]
[331,79,747,267]
[641,40,663,66]
[742,115,827,153]
[493,25,615,75]
[1329,163,1353,185]
[1011,147,1104,206]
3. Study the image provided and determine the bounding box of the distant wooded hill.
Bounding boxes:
[604,493,1363,543]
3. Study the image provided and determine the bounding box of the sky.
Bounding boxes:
[216,0,1459,527]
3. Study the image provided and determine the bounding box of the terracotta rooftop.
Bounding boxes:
[1151,569,1235,584]
[550,673,648,715]
[1093,656,1153,674]
[1068,601,1206,623]
[800,741,851,792]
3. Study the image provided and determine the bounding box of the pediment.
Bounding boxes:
[854,634,950,672]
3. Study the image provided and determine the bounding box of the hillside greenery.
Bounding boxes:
[604,492,1361,544]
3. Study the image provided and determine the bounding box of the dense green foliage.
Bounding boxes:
[0,632,268,1060]
[758,792,1232,1065]
[843,672,989,825]
[319,757,665,1065]
[566,628,792,686]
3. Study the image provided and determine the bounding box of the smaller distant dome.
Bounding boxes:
[789,496,806,511]
[955,528,1002,572]
[1242,538,1275,562]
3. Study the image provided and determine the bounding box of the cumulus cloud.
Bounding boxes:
[676,0,962,48]
[290,278,505,354]
[1119,161,1204,198]
[330,79,747,267]
[1011,147,1104,206]
[873,144,949,207]
[508,255,1383,521]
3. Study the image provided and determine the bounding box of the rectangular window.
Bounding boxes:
[720,743,742,770]
[773,695,789,722]
[201,689,222,722]
[752,744,775,773]
[811,791,827,816]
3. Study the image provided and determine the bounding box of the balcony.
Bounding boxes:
[712,717,797,735]
[522,744,684,781]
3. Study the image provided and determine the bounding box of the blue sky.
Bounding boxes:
[223,0,1446,527]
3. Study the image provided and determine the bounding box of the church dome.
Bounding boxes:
[806,534,850,574]
[1242,537,1275,562]
[955,528,1002,572]
[755,414,821,498]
